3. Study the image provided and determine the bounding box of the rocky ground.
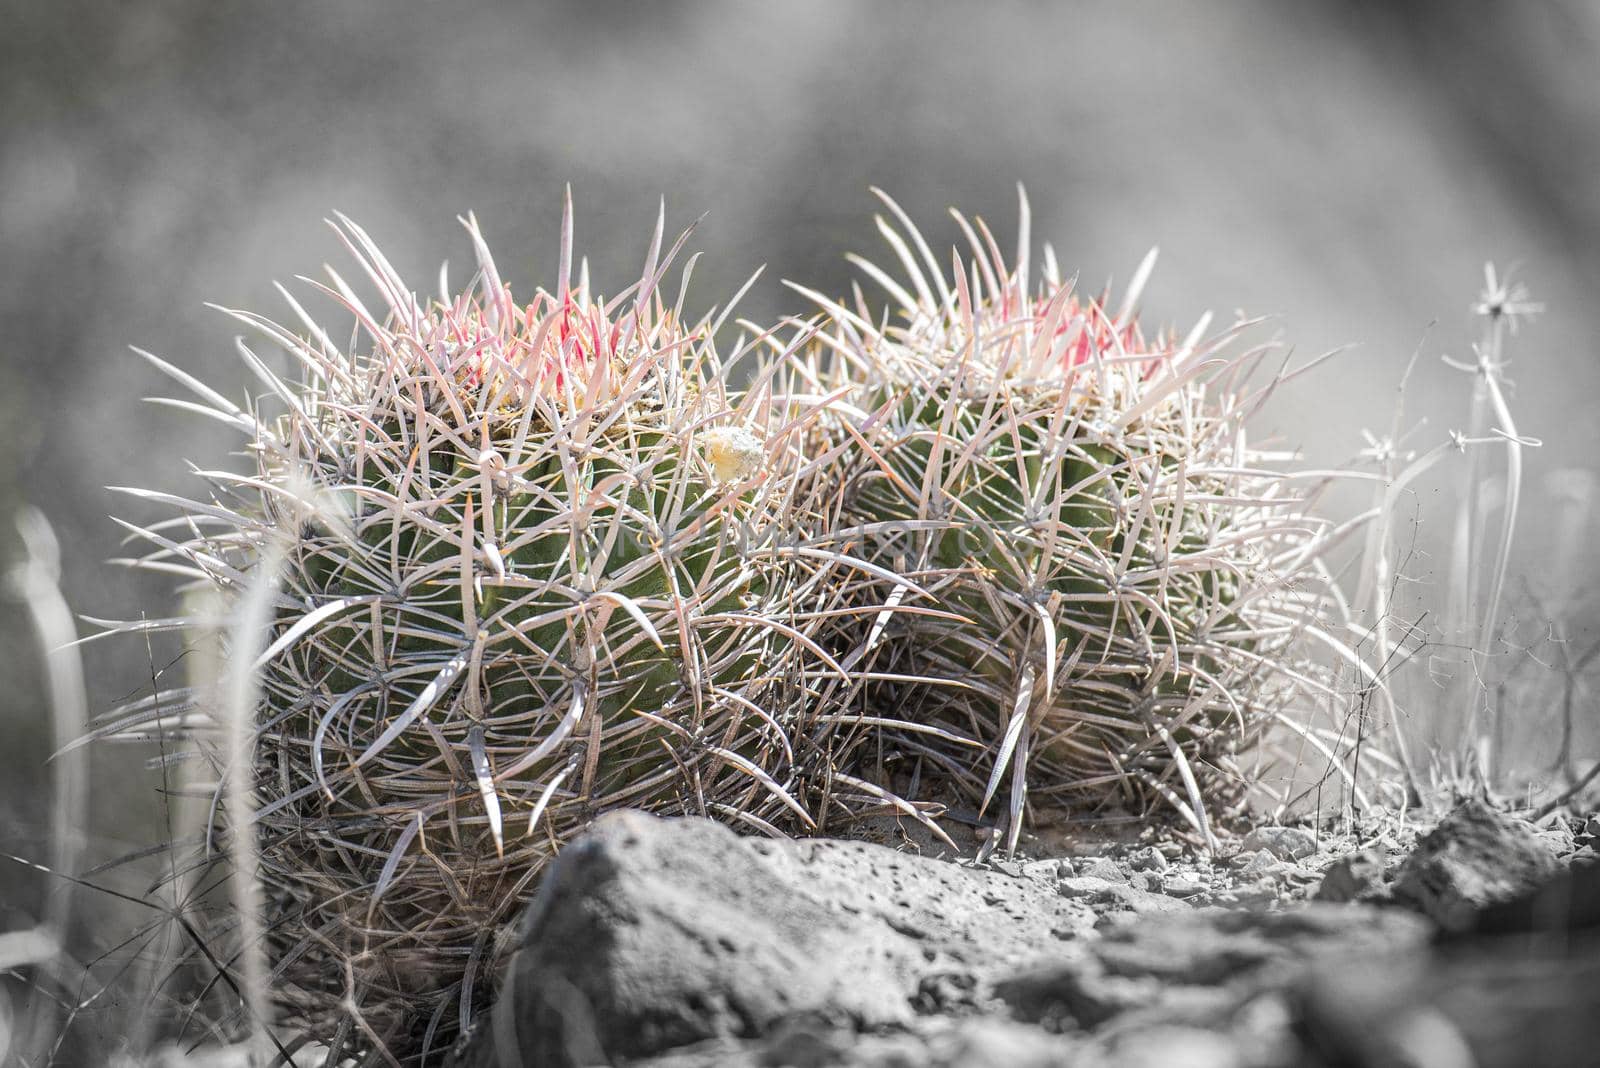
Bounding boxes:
[441,800,1597,1068]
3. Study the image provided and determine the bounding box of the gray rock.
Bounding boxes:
[1289,858,1600,1067]
[1020,858,1071,882]
[456,812,1098,1067]
[913,1019,1074,1068]
[996,958,1161,1030]
[1237,851,1281,877]
[1454,851,1600,937]
[1392,800,1559,931]
[1161,873,1206,898]
[613,1017,1077,1068]
[475,813,911,1067]
[756,1015,853,1068]
[1204,881,1284,909]
[454,810,1507,1068]
[995,904,1428,1034]
[1314,848,1386,903]
[1105,1026,1243,1068]
[1294,929,1600,1068]
[1075,856,1123,882]
[1240,825,1318,862]
[1058,876,1190,919]
[1128,846,1169,873]
[1129,870,1164,893]
[1056,876,1107,901]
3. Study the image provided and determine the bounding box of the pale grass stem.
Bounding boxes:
[7,509,89,1064]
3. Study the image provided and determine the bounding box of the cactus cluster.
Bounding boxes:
[98,189,1369,1060]
[102,199,864,1055]
[791,191,1353,852]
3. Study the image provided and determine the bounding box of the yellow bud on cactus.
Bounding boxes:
[699,425,765,483]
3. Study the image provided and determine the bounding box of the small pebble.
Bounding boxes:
[1130,870,1164,893]
[1315,848,1386,904]
[1057,877,1103,900]
[1019,858,1068,882]
[1162,873,1205,898]
[1129,846,1169,873]
[1218,881,1281,908]
[1110,1026,1242,1068]
[1242,825,1319,862]
[1077,856,1123,882]
[1240,851,1282,876]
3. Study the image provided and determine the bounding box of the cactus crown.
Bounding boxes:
[99,196,853,1059]
[794,188,1367,853]
[88,187,1389,1062]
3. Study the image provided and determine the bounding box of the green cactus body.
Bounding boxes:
[103,204,836,1060]
[800,191,1346,849]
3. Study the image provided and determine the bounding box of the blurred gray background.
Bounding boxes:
[3,0,1598,974]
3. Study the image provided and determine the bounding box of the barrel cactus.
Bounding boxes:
[99,197,847,1059]
[793,189,1357,852]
